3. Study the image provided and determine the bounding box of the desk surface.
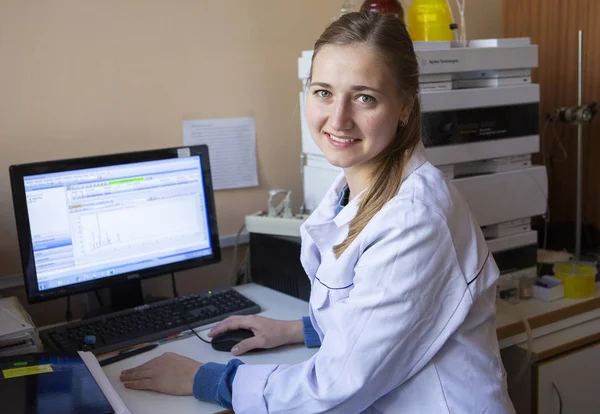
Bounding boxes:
[103,282,600,414]
[103,284,317,414]
[495,281,600,347]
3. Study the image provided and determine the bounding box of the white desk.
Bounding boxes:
[102,282,600,414]
[103,284,318,414]
[495,281,600,348]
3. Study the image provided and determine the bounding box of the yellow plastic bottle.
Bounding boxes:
[408,0,454,42]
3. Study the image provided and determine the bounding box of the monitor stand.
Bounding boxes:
[109,279,144,312]
[82,277,171,320]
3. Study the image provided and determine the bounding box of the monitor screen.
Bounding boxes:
[10,146,221,303]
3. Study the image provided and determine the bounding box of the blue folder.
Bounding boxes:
[0,352,114,414]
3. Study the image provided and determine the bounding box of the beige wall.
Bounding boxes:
[0,0,502,281]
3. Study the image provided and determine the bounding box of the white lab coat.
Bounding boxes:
[232,142,515,414]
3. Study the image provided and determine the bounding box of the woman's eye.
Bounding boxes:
[357,94,375,104]
[315,90,332,98]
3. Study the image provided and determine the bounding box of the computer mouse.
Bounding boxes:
[210,328,266,353]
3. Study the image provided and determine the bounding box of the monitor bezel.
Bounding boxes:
[9,145,221,304]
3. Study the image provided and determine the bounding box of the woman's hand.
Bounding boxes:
[120,352,202,395]
[208,315,304,355]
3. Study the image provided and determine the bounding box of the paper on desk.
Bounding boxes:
[0,297,34,326]
[183,117,259,190]
[0,306,34,339]
[79,351,131,414]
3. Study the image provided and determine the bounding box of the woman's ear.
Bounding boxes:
[402,95,417,121]
[398,95,415,126]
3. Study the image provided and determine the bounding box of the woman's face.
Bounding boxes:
[306,43,406,172]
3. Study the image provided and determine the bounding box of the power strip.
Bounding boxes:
[245,211,310,238]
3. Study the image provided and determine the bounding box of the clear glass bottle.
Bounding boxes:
[519,276,534,300]
[497,275,520,304]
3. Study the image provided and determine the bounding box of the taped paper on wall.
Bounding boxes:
[183,117,259,190]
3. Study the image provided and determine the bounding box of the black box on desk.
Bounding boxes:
[249,233,310,302]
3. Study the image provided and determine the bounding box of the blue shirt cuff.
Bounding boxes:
[192,359,244,409]
[302,316,322,348]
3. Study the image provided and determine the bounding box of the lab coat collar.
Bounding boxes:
[303,141,428,251]
[305,172,349,226]
[302,173,349,255]
[402,141,427,182]
[332,189,363,228]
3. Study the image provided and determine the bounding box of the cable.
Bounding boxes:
[94,290,104,307]
[243,248,251,284]
[538,118,552,276]
[552,381,564,414]
[234,247,252,286]
[539,113,569,255]
[230,224,247,286]
[65,295,72,322]
[449,0,467,42]
[189,325,211,344]
[246,246,252,283]
[171,272,179,298]
[508,314,533,389]
[548,119,569,164]
[500,301,534,390]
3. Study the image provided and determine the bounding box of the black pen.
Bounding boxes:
[99,343,158,367]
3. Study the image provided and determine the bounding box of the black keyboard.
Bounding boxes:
[40,288,261,355]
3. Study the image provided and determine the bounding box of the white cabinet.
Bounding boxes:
[501,315,600,413]
[536,342,600,414]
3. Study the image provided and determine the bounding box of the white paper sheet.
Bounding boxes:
[79,351,131,414]
[183,117,259,190]
[0,306,34,340]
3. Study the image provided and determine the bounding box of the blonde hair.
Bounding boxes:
[308,12,422,258]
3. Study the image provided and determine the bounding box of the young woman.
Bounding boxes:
[120,12,515,413]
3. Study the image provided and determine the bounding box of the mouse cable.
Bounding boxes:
[189,324,211,344]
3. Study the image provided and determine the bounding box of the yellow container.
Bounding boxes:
[408,0,454,42]
[553,262,597,299]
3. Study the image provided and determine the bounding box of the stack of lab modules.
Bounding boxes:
[298,38,546,284]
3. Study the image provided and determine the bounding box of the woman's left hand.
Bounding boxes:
[120,352,203,395]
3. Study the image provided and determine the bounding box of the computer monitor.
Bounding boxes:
[9,145,221,307]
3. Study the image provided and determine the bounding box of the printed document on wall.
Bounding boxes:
[183,117,259,190]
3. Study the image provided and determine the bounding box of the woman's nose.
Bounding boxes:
[329,100,354,131]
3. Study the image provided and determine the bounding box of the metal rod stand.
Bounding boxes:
[575,30,583,259]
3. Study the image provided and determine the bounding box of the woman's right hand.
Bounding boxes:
[208,315,304,355]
